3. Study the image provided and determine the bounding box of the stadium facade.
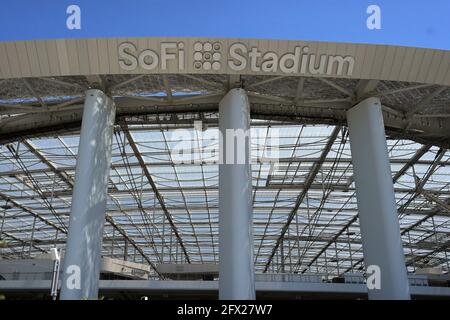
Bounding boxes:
[0,37,449,300]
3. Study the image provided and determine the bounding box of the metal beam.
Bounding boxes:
[263,126,341,272]
[22,137,159,271]
[105,215,161,276]
[2,100,450,148]
[355,79,379,99]
[308,115,436,279]
[406,86,448,119]
[318,78,354,98]
[0,193,66,235]
[337,148,440,274]
[122,125,191,263]
[161,75,173,102]
[22,140,74,188]
[2,231,48,254]
[294,77,305,104]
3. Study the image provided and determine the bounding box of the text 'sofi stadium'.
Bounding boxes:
[0,36,450,300]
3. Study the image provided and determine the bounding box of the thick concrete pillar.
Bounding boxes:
[347,97,410,300]
[60,89,116,300]
[219,88,255,300]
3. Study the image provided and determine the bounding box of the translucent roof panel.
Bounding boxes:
[0,121,449,277]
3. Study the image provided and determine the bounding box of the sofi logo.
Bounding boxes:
[118,42,185,71]
[193,42,222,71]
[118,41,355,76]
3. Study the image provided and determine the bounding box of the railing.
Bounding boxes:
[1,271,449,288]
[0,271,159,281]
[255,273,325,283]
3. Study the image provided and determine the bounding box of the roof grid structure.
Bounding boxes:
[0,72,449,279]
[0,120,449,277]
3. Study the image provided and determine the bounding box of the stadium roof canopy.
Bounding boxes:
[0,38,449,277]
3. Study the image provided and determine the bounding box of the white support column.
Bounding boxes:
[347,97,410,300]
[219,88,255,300]
[60,89,116,300]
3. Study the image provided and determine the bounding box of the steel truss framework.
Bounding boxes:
[0,73,449,279]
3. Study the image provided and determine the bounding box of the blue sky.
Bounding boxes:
[0,0,449,50]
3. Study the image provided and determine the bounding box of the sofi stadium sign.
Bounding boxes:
[118,41,355,76]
